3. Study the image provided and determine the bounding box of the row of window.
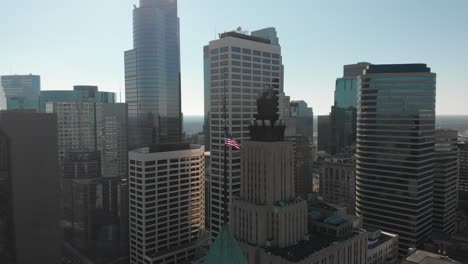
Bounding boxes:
[210,46,280,59]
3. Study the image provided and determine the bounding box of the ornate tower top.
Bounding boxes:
[249,89,285,142]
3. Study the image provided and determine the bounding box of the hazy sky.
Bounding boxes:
[2,0,468,115]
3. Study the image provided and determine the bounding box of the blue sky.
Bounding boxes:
[2,0,467,115]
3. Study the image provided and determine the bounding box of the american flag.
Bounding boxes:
[224,131,241,150]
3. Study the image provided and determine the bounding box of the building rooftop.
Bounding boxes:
[367,231,394,250]
[265,231,364,262]
[219,31,271,44]
[365,63,431,74]
[402,250,462,264]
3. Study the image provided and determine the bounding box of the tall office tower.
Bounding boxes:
[128,144,206,264]
[320,155,356,215]
[0,74,40,110]
[207,28,283,239]
[231,89,308,263]
[317,115,331,152]
[343,62,372,78]
[47,96,128,263]
[460,142,468,201]
[284,98,314,197]
[204,151,211,230]
[204,45,211,151]
[40,85,115,112]
[0,111,61,264]
[125,0,182,150]
[433,129,458,235]
[356,64,436,256]
[290,100,314,139]
[328,62,371,155]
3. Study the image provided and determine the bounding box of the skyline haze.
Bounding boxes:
[2,0,468,115]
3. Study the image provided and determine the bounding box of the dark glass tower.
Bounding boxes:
[329,63,370,154]
[125,0,182,150]
[356,64,436,256]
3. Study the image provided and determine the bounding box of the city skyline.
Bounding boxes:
[2,1,468,263]
[2,0,468,116]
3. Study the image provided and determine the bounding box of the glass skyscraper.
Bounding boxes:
[356,64,436,256]
[39,85,115,112]
[125,0,182,150]
[1,74,41,111]
[329,63,370,154]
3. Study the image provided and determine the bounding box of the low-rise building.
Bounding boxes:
[366,229,398,264]
[402,250,462,264]
[320,156,356,215]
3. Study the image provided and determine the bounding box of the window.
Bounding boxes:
[231,46,241,52]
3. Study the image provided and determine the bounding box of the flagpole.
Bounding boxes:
[223,67,228,226]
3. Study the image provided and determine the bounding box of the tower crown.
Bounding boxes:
[249,89,285,141]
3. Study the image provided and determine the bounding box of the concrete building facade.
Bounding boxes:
[47,100,129,262]
[366,229,399,264]
[320,156,356,215]
[207,28,283,239]
[128,144,206,264]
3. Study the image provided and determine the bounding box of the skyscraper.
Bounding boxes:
[231,90,368,264]
[46,93,128,263]
[206,28,283,239]
[0,74,40,111]
[39,85,115,112]
[0,111,61,264]
[284,99,314,197]
[203,45,211,151]
[459,142,468,201]
[329,62,370,155]
[125,0,182,150]
[433,129,458,235]
[317,115,331,152]
[356,64,436,256]
[128,143,206,264]
[231,89,308,262]
[289,100,314,139]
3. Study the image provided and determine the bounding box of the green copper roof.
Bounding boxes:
[204,226,248,264]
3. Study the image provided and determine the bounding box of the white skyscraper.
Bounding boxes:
[206,28,283,239]
[128,144,206,264]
